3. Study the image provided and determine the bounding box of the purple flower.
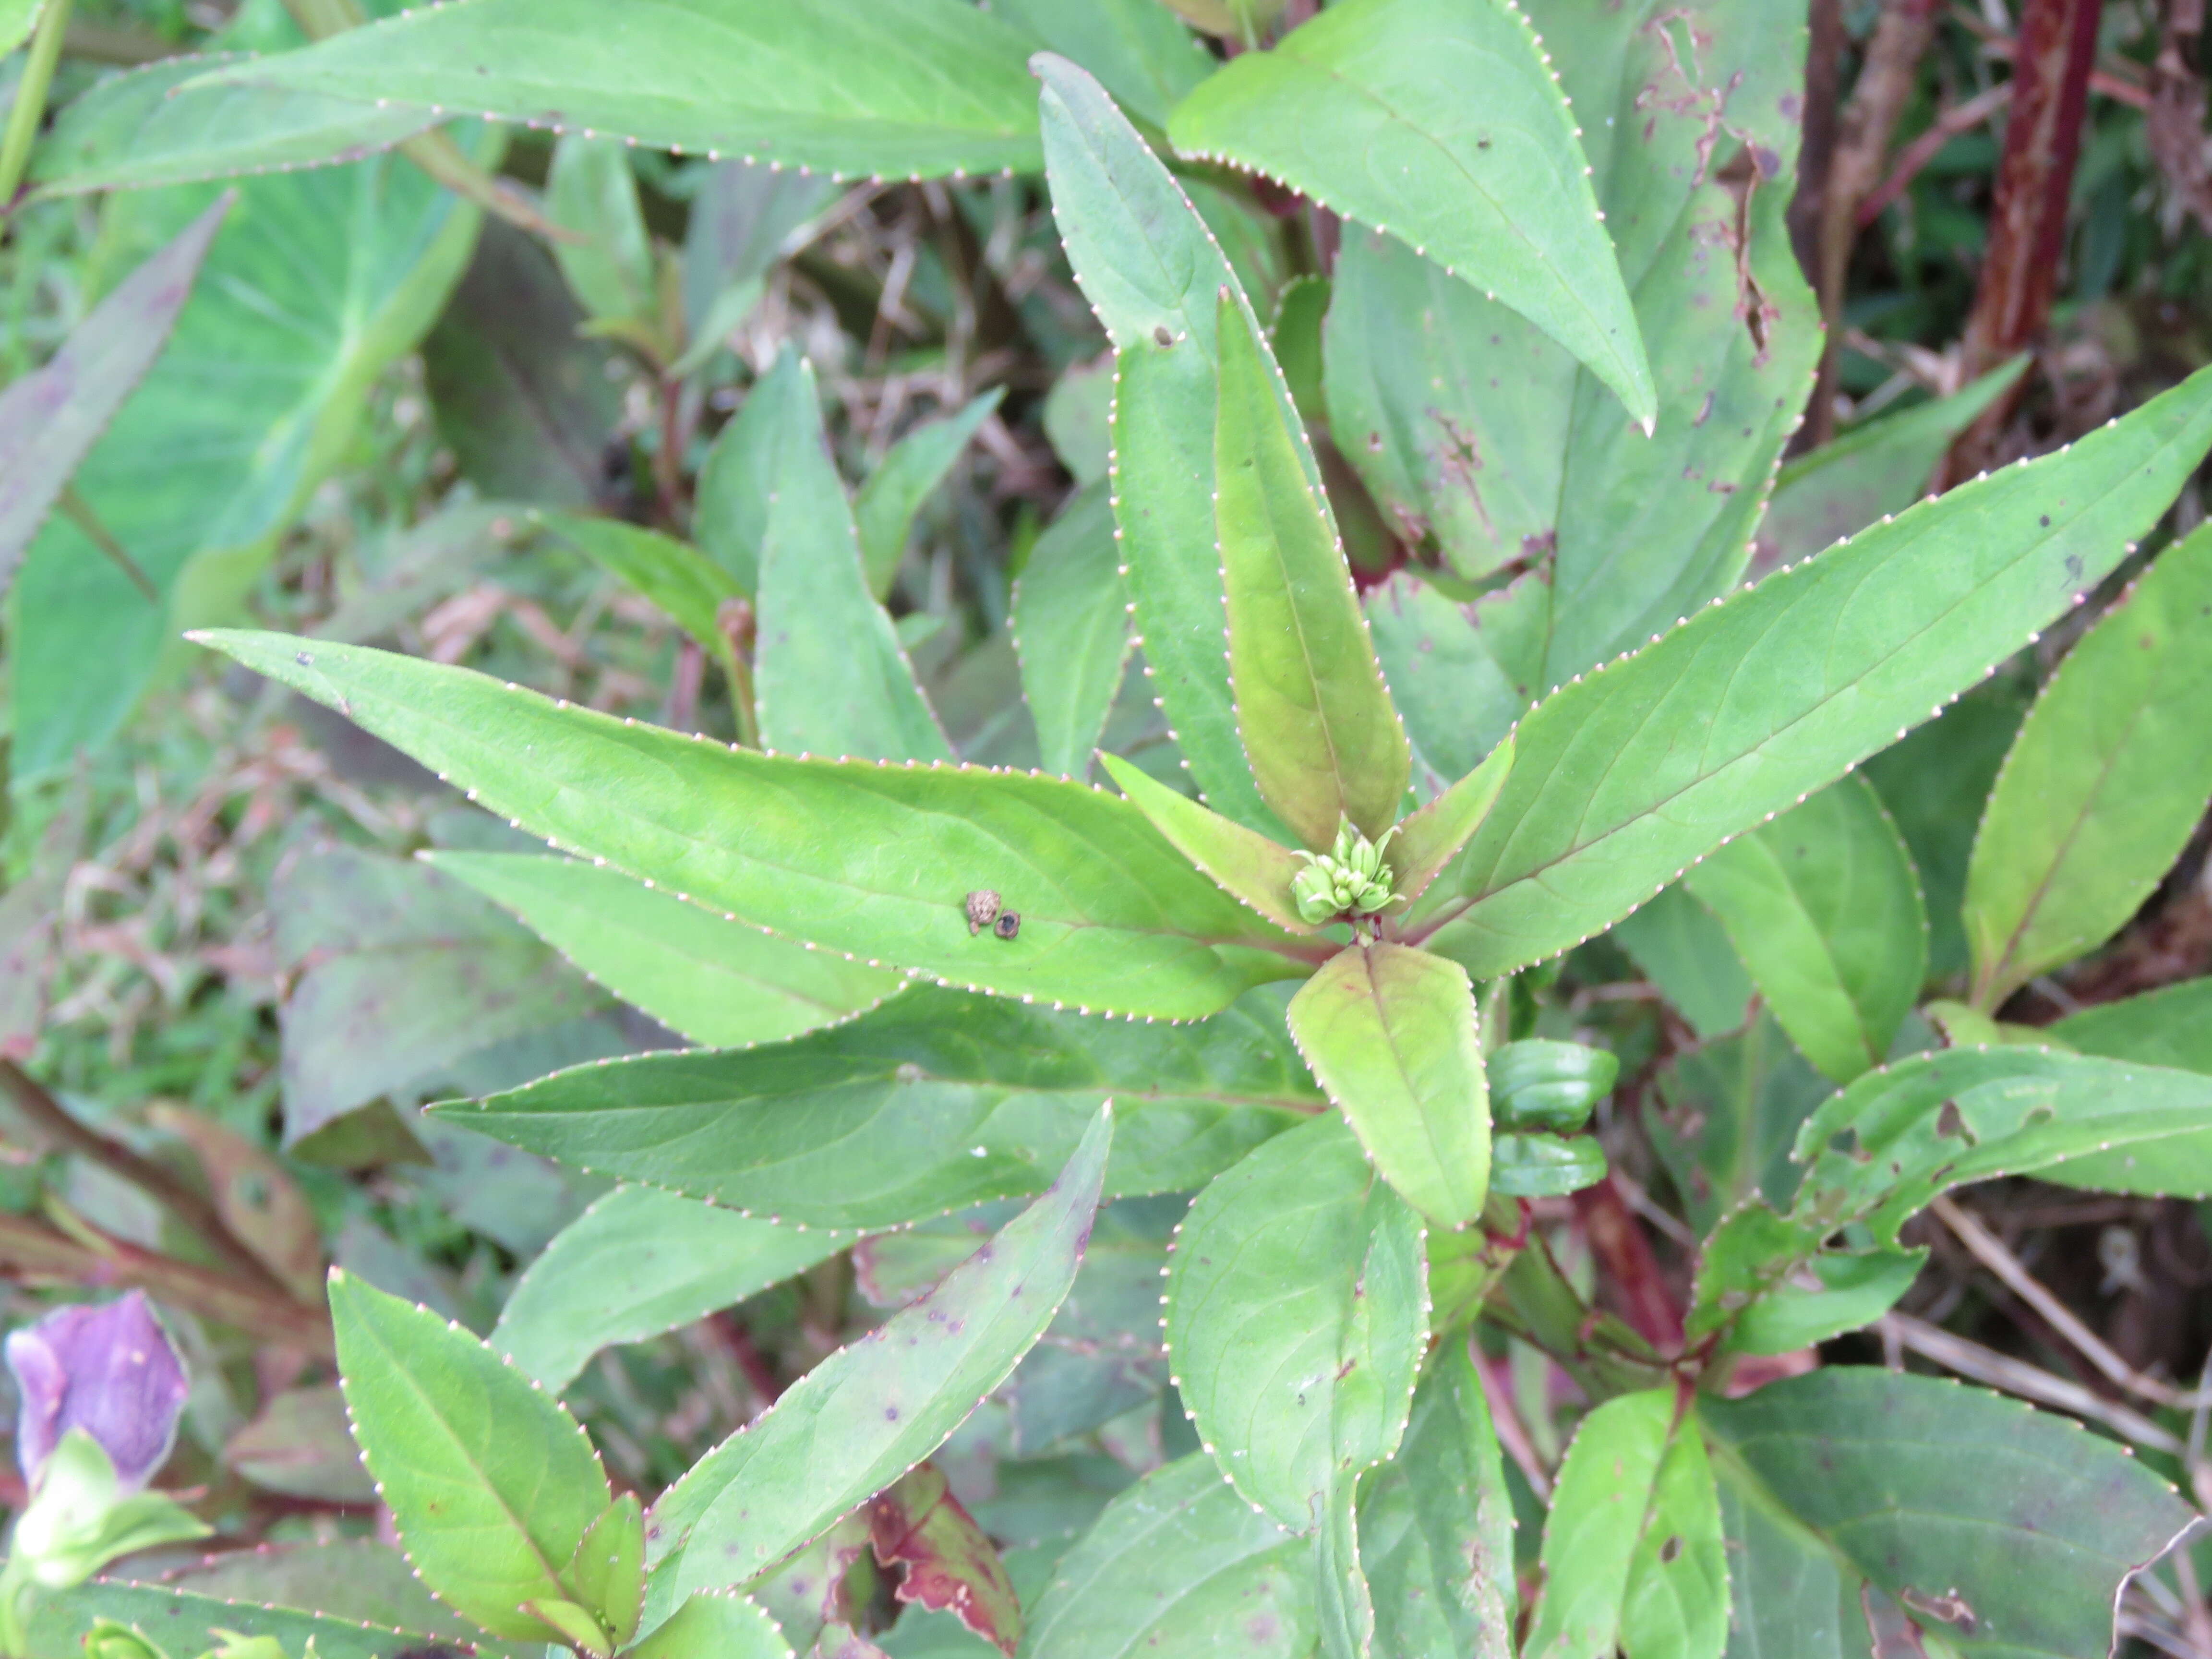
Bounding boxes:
[5,1292,189,1492]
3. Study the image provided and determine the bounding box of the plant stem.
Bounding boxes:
[0,0,76,213]
[0,1060,298,1304]
[0,1211,333,1354]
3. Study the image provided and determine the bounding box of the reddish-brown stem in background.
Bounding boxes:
[1806,0,1943,446]
[1944,0,2107,482]
[0,1058,301,1305]
[1572,1176,1684,1353]
[0,1212,333,1355]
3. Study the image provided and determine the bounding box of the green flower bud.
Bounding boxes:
[1288,822,1400,924]
[83,1620,171,1659]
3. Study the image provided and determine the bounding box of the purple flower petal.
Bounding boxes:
[6,1292,190,1492]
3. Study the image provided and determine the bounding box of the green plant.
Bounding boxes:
[10,0,2212,1656]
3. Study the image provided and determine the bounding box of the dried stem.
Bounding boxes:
[0,1059,301,1305]
[1879,1310,2186,1455]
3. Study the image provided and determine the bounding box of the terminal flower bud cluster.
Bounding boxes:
[1290,821,1400,925]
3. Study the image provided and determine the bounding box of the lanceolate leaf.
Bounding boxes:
[433,985,1320,1229]
[629,1593,793,1659]
[1036,52,1297,837]
[0,193,228,596]
[428,853,908,1050]
[1013,486,1134,782]
[540,514,743,684]
[1409,363,2212,979]
[1526,1389,1724,1659]
[1682,775,1927,1083]
[2054,977,2212,1072]
[1166,1113,1426,1531]
[30,55,435,196]
[1100,752,1316,935]
[1358,1339,1515,1659]
[1965,524,2212,1009]
[330,1272,611,1644]
[193,0,1045,180]
[1760,359,2029,565]
[1287,942,1490,1226]
[1316,1479,1377,1659]
[26,1583,508,1659]
[1328,0,1819,679]
[990,0,1209,130]
[493,1188,848,1393]
[1169,0,1652,427]
[856,388,1004,601]
[192,633,1316,1019]
[649,1110,1111,1589]
[1704,1369,2192,1659]
[1389,737,1515,907]
[1021,1455,1314,1659]
[1525,1390,1670,1659]
[1216,293,1409,848]
[1792,1047,2212,1240]
[750,351,952,765]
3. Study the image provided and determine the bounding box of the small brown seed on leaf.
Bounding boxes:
[964,890,1001,935]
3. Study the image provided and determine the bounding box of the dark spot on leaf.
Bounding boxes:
[2039,515,2051,527]
[1659,1535,1683,1563]
[1935,1100,1972,1142]
[995,911,1021,940]
[1153,325,1173,348]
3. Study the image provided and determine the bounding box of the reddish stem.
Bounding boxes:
[1945,0,2107,479]
[1572,1176,1684,1353]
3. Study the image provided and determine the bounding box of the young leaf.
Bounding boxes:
[329,1271,610,1643]
[1965,524,2212,1009]
[1217,292,1409,849]
[1169,0,1652,427]
[1166,1113,1426,1531]
[1358,1339,1515,1659]
[628,1593,793,1659]
[1682,774,1927,1083]
[1388,737,1515,907]
[192,632,1313,1020]
[29,56,436,196]
[1012,485,1133,781]
[1704,1368,2191,1659]
[1035,51,1289,837]
[649,1108,1111,1589]
[1488,1039,1617,1134]
[429,852,905,1049]
[1409,361,2212,979]
[493,1188,848,1393]
[546,135,654,326]
[567,1495,647,1647]
[866,1463,1021,1654]
[0,192,228,595]
[856,389,1003,600]
[1286,942,1490,1227]
[1021,1455,1313,1659]
[1099,753,1316,934]
[539,515,742,680]
[1792,1047,2212,1242]
[749,352,952,764]
[192,0,1045,180]
[1525,1389,1724,1659]
[436,985,1318,1230]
